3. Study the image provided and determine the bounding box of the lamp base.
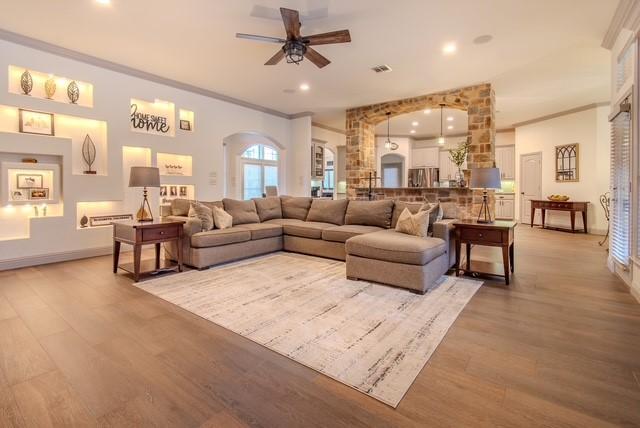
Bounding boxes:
[136,187,154,222]
[476,189,493,224]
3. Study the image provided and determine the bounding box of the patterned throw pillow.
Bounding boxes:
[395,208,430,238]
[188,202,214,231]
[212,206,233,230]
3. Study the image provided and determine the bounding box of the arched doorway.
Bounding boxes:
[223,132,285,199]
[380,153,405,188]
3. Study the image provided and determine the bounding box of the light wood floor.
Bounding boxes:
[0,226,639,427]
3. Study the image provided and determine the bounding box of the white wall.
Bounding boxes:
[0,38,308,268]
[514,105,610,234]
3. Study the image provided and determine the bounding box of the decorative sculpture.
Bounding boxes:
[20,69,33,95]
[67,80,80,104]
[82,134,97,174]
[80,215,89,228]
[44,77,57,99]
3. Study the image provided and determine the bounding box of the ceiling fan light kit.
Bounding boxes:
[236,7,351,68]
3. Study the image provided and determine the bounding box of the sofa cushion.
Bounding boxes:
[188,202,214,231]
[253,197,282,222]
[440,201,458,219]
[170,198,195,216]
[283,221,335,239]
[238,223,283,240]
[305,199,349,225]
[212,206,233,229]
[395,208,430,238]
[345,200,394,228]
[191,227,251,248]
[264,218,306,226]
[322,225,384,243]
[391,201,426,228]
[345,229,446,266]
[280,196,312,220]
[222,198,260,225]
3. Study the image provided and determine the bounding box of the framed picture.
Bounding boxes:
[160,186,167,197]
[179,186,187,197]
[16,173,43,189]
[89,214,133,227]
[179,120,191,131]
[555,143,579,182]
[19,109,55,136]
[169,186,177,197]
[11,190,26,201]
[29,188,49,200]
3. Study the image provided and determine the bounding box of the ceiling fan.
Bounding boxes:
[236,7,351,68]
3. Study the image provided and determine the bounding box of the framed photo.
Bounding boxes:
[29,188,49,200]
[89,214,133,227]
[19,109,55,136]
[16,173,43,189]
[11,190,26,201]
[179,120,191,131]
[169,186,177,197]
[179,186,187,197]
[160,186,167,197]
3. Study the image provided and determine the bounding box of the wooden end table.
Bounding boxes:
[530,199,589,233]
[112,220,185,282]
[454,220,516,285]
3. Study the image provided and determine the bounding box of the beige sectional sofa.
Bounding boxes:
[161,196,457,293]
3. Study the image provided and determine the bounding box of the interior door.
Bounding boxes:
[520,152,542,224]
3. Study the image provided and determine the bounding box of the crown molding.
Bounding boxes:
[602,0,640,49]
[0,28,296,120]
[311,122,347,135]
[512,102,609,128]
[290,111,314,119]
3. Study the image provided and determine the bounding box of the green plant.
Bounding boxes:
[449,141,471,169]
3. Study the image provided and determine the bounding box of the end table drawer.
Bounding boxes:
[460,228,502,243]
[142,227,178,242]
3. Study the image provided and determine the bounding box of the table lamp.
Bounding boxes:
[129,166,160,222]
[470,167,502,223]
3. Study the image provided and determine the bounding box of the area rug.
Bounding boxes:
[137,252,482,407]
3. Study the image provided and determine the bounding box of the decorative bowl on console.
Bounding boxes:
[547,195,570,202]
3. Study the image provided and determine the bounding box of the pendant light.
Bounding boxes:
[384,112,399,150]
[438,104,445,145]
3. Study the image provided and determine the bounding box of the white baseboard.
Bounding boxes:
[0,246,113,271]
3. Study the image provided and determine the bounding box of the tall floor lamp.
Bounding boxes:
[470,167,502,223]
[129,166,160,222]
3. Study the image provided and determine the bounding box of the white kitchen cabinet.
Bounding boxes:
[495,146,515,180]
[495,194,515,220]
[412,147,439,168]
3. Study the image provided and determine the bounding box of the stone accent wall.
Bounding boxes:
[345,83,496,218]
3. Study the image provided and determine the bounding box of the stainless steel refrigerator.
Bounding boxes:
[407,167,439,188]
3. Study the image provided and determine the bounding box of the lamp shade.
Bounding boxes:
[128,166,160,188]
[469,168,501,189]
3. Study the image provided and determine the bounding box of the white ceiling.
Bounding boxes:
[0,0,617,129]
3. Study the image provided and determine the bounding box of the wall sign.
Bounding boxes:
[130,98,175,137]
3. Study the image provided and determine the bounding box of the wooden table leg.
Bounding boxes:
[155,243,161,270]
[509,243,514,273]
[582,210,588,233]
[454,232,461,276]
[113,240,121,274]
[177,237,183,272]
[541,209,546,229]
[502,245,510,285]
[133,244,142,282]
[570,211,576,233]
[466,243,471,272]
[530,206,535,227]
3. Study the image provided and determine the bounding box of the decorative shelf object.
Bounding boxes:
[179,109,194,131]
[159,184,195,205]
[8,65,94,108]
[130,98,175,137]
[1,161,61,206]
[157,152,193,176]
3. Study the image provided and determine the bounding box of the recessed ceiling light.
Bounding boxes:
[442,42,457,55]
[95,0,111,5]
[447,116,454,122]
[299,83,310,91]
[411,121,419,127]
[473,34,493,45]
[410,129,416,134]
[447,125,454,130]
[423,109,431,114]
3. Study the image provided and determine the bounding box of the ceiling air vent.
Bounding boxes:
[371,64,392,73]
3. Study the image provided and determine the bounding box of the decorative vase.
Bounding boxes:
[20,69,33,95]
[44,77,57,99]
[456,168,466,188]
[80,215,88,228]
[67,80,80,104]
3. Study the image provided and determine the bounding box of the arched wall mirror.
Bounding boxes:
[555,143,579,182]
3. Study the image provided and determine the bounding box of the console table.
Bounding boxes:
[530,200,588,233]
[112,220,185,282]
[454,220,516,285]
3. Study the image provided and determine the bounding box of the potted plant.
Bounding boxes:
[449,141,471,187]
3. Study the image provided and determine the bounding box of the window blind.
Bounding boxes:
[610,101,632,266]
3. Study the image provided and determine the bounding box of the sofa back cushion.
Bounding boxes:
[188,202,214,231]
[391,201,425,228]
[170,198,195,216]
[253,197,282,222]
[439,201,458,219]
[306,199,349,225]
[222,198,260,225]
[280,196,313,220]
[346,200,394,228]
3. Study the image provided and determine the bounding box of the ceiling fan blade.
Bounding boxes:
[280,8,301,39]
[236,33,287,44]
[304,30,351,45]
[304,47,331,68]
[265,49,285,65]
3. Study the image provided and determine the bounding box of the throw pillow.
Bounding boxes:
[188,202,213,231]
[391,201,427,228]
[395,208,430,238]
[212,206,233,230]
